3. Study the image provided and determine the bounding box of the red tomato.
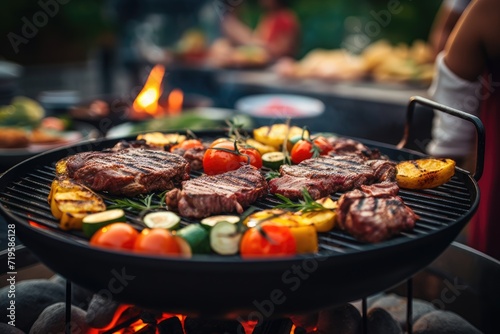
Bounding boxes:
[203,141,262,175]
[290,137,333,164]
[134,228,181,255]
[291,140,313,164]
[239,147,263,169]
[90,223,139,250]
[203,142,243,175]
[170,139,203,152]
[240,224,296,258]
[313,137,333,155]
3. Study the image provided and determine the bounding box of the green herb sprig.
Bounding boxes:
[108,191,167,212]
[275,188,326,213]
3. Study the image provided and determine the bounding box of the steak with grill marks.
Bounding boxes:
[65,148,190,196]
[269,155,393,200]
[327,137,383,160]
[337,182,419,243]
[166,165,268,218]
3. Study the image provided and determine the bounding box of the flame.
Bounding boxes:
[168,89,184,115]
[133,65,165,116]
[29,221,48,229]
[94,312,186,334]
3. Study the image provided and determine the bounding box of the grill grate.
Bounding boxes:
[0,158,474,255]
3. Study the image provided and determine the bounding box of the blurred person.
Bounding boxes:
[427,0,500,259]
[220,0,300,59]
[429,0,471,56]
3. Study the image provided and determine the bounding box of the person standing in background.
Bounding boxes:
[220,0,300,59]
[429,0,471,56]
[427,0,500,259]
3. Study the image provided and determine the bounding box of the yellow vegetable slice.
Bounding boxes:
[245,138,276,155]
[136,132,186,148]
[396,158,456,189]
[48,179,106,230]
[253,124,307,149]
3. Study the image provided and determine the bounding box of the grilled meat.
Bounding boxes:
[65,148,190,196]
[110,140,158,151]
[337,182,418,243]
[171,144,209,171]
[166,165,268,218]
[327,137,383,160]
[269,155,395,200]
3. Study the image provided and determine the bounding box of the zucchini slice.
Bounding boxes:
[143,211,181,230]
[200,215,240,229]
[174,224,210,257]
[262,152,286,170]
[82,209,126,237]
[210,221,242,256]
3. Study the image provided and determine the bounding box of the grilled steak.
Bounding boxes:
[111,140,158,151]
[337,182,418,243]
[65,148,190,196]
[166,165,268,218]
[327,137,383,160]
[171,144,209,171]
[269,155,395,200]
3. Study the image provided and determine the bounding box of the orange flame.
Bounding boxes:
[168,89,184,115]
[133,65,165,116]
[29,221,48,229]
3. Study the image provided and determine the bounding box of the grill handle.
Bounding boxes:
[397,95,485,181]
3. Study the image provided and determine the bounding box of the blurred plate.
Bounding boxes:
[235,94,325,119]
[0,122,98,171]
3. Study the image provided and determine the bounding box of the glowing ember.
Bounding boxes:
[133,65,165,116]
[168,88,184,115]
[29,221,48,229]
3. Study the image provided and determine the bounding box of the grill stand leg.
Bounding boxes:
[407,278,413,334]
[66,279,72,334]
[362,297,367,334]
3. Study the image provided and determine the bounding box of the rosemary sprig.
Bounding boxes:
[265,171,281,181]
[108,193,165,212]
[275,188,326,213]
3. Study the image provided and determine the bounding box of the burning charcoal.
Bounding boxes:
[29,302,89,334]
[85,293,121,328]
[367,308,402,334]
[315,303,362,334]
[184,317,244,334]
[289,311,319,332]
[412,310,482,334]
[50,275,94,310]
[158,316,184,334]
[0,279,66,333]
[0,323,26,334]
[292,327,307,334]
[369,294,436,329]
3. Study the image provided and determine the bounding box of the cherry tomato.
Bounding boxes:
[290,137,333,164]
[90,223,139,250]
[313,137,333,155]
[134,228,181,255]
[291,140,313,164]
[239,147,263,169]
[170,139,203,152]
[203,142,243,175]
[203,141,262,175]
[240,224,296,258]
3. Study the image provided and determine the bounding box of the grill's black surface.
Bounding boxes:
[0,153,473,254]
[0,131,479,317]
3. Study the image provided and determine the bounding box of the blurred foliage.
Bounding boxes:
[239,0,442,57]
[0,0,442,64]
